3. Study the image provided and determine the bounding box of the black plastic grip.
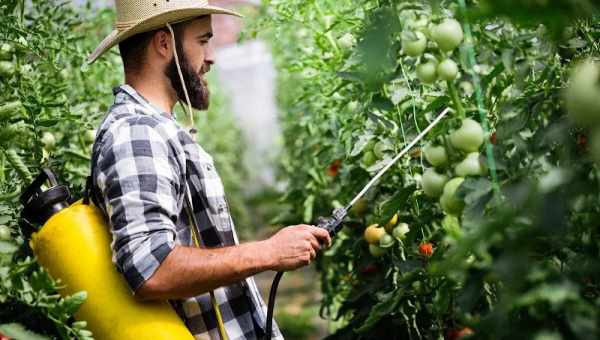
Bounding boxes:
[316,207,347,237]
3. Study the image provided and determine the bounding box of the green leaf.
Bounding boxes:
[355,289,404,333]
[61,291,87,315]
[36,119,59,127]
[0,323,50,340]
[303,194,315,223]
[481,63,505,90]
[0,215,11,224]
[0,240,17,254]
[378,185,416,226]
[350,134,374,157]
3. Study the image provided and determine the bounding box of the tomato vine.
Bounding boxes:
[253,0,600,338]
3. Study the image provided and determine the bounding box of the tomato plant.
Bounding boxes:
[254,0,600,338]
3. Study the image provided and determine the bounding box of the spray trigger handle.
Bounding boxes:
[316,208,347,237]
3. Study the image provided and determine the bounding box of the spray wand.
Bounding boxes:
[263,107,450,339]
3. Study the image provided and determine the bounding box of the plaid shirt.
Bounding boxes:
[90,85,282,340]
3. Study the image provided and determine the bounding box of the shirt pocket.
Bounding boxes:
[193,149,232,233]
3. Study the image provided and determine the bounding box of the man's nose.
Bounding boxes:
[204,41,215,66]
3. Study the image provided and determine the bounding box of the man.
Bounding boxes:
[87,1,331,339]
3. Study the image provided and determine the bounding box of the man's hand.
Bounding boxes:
[264,224,332,271]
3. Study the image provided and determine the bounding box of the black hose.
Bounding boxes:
[264,271,284,340]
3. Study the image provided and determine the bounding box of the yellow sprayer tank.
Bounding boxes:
[20,169,193,340]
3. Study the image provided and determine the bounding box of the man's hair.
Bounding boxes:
[118,20,193,73]
[118,30,159,72]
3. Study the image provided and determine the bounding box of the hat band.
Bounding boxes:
[114,20,139,31]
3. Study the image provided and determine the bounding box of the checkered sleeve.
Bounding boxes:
[96,116,181,292]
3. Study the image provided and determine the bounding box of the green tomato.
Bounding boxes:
[423,144,448,167]
[362,151,377,167]
[369,244,386,257]
[350,198,368,217]
[422,168,449,197]
[392,223,410,239]
[337,33,355,49]
[437,59,459,81]
[564,60,600,126]
[41,132,56,150]
[379,233,395,248]
[373,141,387,158]
[402,31,427,57]
[0,101,24,121]
[0,61,15,77]
[0,225,10,241]
[417,61,437,84]
[0,43,13,60]
[431,19,464,52]
[459,81,474,97]
[440,177,465,215]
[450,118,484,152]
[454,152,483,177]
[84,129,96,144]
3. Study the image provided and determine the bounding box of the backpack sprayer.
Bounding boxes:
[19,169,196,340]
[263,107,450,339]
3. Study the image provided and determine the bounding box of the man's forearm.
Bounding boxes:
[136,241,274,300]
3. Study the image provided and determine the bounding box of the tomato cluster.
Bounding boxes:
[422,118,486,215]
[363,214,411,257]
[402,18,463,84]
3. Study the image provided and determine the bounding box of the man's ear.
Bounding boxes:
[151,30,173,60]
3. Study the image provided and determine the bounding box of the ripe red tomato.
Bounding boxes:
[327,159,342,177]
[360,263,378,275]
[489,131,497,145]
[419,242,434,257]
[446,327,474,340]
[576,133,587,148]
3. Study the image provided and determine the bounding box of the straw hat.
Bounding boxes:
[88,0,242,64]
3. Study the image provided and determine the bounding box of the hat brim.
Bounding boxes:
[87,5,242,64]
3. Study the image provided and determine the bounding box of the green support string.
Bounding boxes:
[458,0,501,199]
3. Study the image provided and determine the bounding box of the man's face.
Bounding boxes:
[165,16,214,111]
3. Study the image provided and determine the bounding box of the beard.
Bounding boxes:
[165,45,210,111]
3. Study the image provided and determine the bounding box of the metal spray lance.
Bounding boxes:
[264,107,451,339]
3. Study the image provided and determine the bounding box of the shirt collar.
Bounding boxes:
[113,84,175,121]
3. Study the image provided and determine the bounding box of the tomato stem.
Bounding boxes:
[0,150,5,184]
[314,2,339,54]
[447,81,465,118]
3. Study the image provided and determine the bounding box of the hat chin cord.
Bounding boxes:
[166,23,196,135]
[165,22,229,340]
